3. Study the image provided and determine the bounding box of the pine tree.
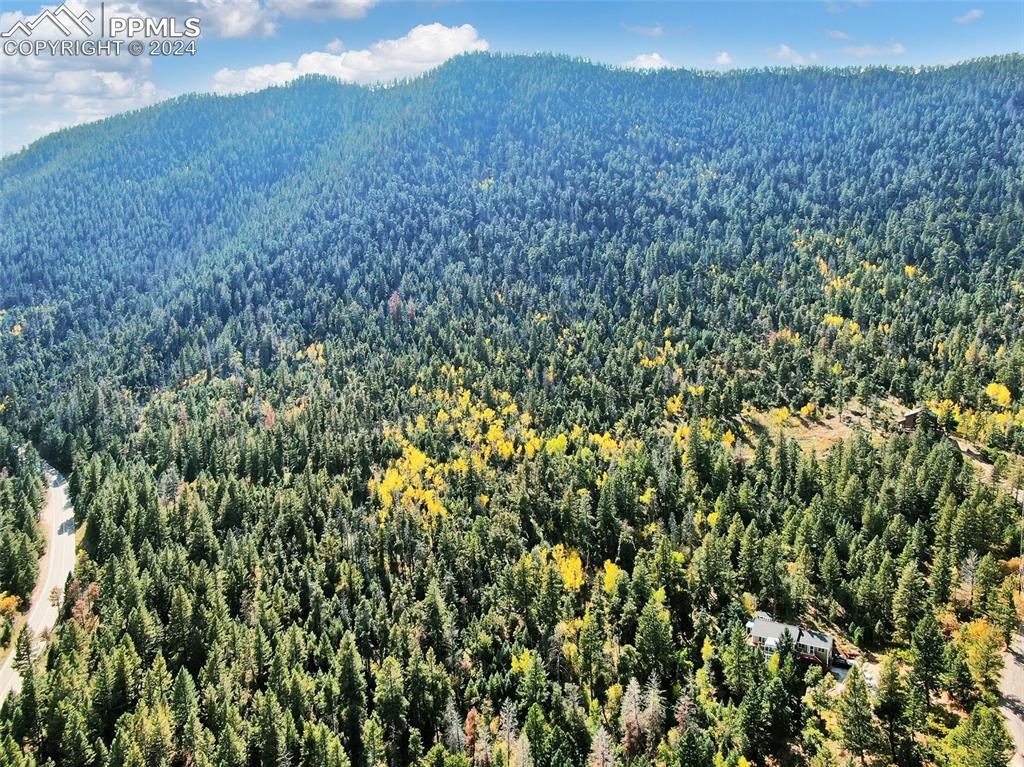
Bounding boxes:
[620,677,642,757]
[908,611,944,701]
[737,680,770,755]
[577,609,604,697]
[762,675,792,747]
[170,668,199,744]
[587,727,614,767]
[498,698,518,764]
[445,699,465,756]
[216,721,248,767]
[837,665,878,766]
[300,722,351,767]
[523,705,547,767]
[874,656,908,765]
[986,583,1018,643]
[738,522,760,589]
[891,561,924,643]
[166,586,193,670]
[973,554,1001,614]
[722,621,751,700]
[518,651,548,711]
[15,660,43,747]
[930,545,953,605]
[336,632,367,759]
[944,705,1013,767]
[967,707,1014,767]
[373,656,407,764]
[59,704,97,765]
[362,715,387,767]
[942,639,975,703]
[13,626,33,672]
[820,540,842,602]
[639,674,664,755]
[423,579,454,662]
[635,595,673,682]
[257,690,288,767]
[1,733,34,767]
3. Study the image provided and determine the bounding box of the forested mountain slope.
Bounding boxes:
[0,54,1022,767]
[2,54,1023,462]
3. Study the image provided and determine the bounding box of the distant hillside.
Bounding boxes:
[1,53,1022,460]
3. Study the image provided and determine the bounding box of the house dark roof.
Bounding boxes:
[746,614,834,653]
[797,627,834,652]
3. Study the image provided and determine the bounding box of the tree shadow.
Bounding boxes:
[1001,693,1024,720]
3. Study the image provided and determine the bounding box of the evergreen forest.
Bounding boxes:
[0,53,1023,767]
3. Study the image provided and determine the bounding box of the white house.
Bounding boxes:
[745,612,834,667]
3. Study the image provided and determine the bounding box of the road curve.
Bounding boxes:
[1001,629,1024,767]
[0,464,75,703]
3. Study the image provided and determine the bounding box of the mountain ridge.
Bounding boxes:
[0,51,1021,461]
[5,51,1022,166]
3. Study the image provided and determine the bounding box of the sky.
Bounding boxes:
[0,0,1021,155]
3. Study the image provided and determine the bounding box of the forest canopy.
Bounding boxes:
[0,53,1022,767]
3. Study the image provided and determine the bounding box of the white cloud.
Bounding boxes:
[53,69,164,117]
[773,44,818,66]
[128,0,275,37]
[1,1,166,154]
[325,38,344,53]
[265,0,375,21]
[715,51,732,65]
[625,22,663,38]
[826,0,869,13]
[623,52,674,70]
[1,62,166,154]
[199,0,275,36]
[0,0,389,153]
[827,29,850,40]
[954,8,983,24]
[843,41,906,58]
[211,22,488,94]
[133,0,379,38]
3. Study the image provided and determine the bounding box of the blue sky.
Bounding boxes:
[1,0,1021,154]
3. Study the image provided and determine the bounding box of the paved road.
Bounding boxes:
[1000,629,1024,767]
[0,464,75,702]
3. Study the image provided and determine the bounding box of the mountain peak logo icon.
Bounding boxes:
[2,4,96,38]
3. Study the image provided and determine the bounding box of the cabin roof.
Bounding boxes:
[746,615,834,652]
